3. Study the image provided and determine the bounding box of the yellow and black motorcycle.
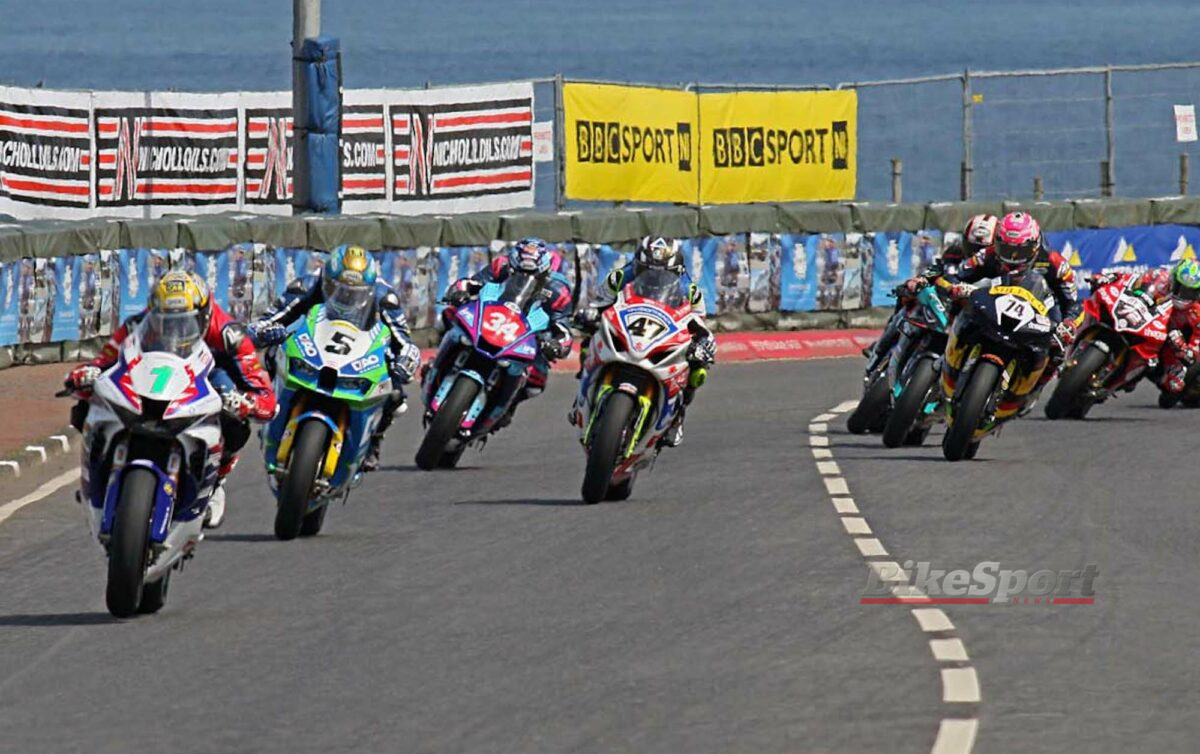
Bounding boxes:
[940,272,1059,461]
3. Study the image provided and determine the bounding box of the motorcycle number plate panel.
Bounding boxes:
[480,305,528,347]
[618,305,679,353]
[994,294,1050,332]
[130,352,192,401]
[313,318,374,370]
[1112,294,1153,333]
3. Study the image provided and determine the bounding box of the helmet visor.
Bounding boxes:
[996,241,1037,269]
[1173,284,1200,304]
[324,280,374,328]
[141,310,202,356]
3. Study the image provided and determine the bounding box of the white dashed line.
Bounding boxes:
[808,400,979,753]
[930,638,970,662]
[823,477,849,495]
[912,608,956,633]
[931,719,979,754]
[941,667,981,703]
[854,537,888,557]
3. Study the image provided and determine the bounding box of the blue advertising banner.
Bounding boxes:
[778,233,817,312]
[870,231,913,306]
[49,257,77,343]
[682,238,718,315]
[748,233,775,313]
[0,261,18,346]
[75,254,103,340]
[1045,224,1200,297]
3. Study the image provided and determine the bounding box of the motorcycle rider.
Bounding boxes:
[947,211,1081,407]
[863,214,999,371]
[248,244,422,472]
[64,270,277,529]
[575,235,716,448]
[442,237,574,425]
[1096,261,1200,395]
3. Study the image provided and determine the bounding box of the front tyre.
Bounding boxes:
[846,374,889,435]
[275,420,330,541]
[942,360,1000,462]
[415,378,480,471]
[106,467,158,618]
[882,358,938,448]
[1044,345,1108,420]
[138,572,170,614]
[582,392,636,504]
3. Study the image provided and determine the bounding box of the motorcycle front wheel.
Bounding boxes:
[106,467,157,618]
[582,392,636,504]
[847,374,889,435]
[275,419,330,541]
[882,358,938,448]
[415,378,480,471]
[942,360,1000,462]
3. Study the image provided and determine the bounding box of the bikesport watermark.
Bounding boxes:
[862,561,1099,605]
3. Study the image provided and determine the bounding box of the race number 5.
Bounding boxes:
[325,331,355,356]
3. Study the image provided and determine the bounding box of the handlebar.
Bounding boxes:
[55,388,74,398]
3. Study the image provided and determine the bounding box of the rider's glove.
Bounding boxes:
[539,333,569,361]
[1091,271,1119,288]
[1169,329,1187,350]
[220,389,254,420]
[388,342,421,384]
[248,321,288,348]
[573,306,600,331]
[1183,348,1198,366]
[444,281,480,306]
[687,337,717,368]
[903,278,927,295]
[1054,321,1077,347]
[67,364,101,392]
[948,283,977,300]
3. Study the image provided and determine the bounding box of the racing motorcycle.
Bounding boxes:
[415,272,550,470]
[880,283,952,448]
[64,318,223,617]
[572,269,702,504]
[940,272,1059,461]
[1044,274,1170,420]
[263,304,396,540]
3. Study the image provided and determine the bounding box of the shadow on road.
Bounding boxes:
[0,611,115,627]
[205,532,279,543]
[453,498,585,507]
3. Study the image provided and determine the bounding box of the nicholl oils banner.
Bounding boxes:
[699,90,856,203]
[563,82,696,204]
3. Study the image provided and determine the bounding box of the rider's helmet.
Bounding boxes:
[1170,259,1200,306]
[323,245,378,327]
[958,214,999,260]
[507,237,553,278]
[145,270,210,355]
[994,212,1042,276]
[634,236,685,277]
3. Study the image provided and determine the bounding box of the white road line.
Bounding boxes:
[816,461,841,476]
[930,638,970,662]
[807,402,980,753]
[831,496,858,514]
[941,668,981,703]
[931,719,979,754]
[854,537,888,557]
[912,608,956,633]
[823,477,849,495]
[841,517,872,535]
[0,469,79,526]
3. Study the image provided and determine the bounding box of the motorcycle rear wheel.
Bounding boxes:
[1044,345,1107,421]
[942,361,1000,462]
[275,420,329,541]
[582,392,636,504]
[415,378,480,471]
[106,467,157,618]
[882,358,938,448]
[847,374,889,435]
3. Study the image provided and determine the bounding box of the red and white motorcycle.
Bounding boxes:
[572,270,704,504]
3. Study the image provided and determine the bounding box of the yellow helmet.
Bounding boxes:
[145,271,210,355]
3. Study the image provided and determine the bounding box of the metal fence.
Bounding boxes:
[840,62,1200,204]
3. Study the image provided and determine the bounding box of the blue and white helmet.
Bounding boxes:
[322,244,378,327]
[508,237,553,276]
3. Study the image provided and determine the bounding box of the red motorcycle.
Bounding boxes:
[1045,274,1171,419]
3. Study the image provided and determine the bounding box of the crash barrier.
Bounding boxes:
[2,195,1200,366]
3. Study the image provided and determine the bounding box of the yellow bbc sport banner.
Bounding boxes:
[563,82,698,204]
[699,90,857,203]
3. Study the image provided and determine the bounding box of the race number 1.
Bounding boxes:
[149,365,174,394]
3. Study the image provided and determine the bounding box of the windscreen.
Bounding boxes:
[139,311,201,356]
[500,271,541,311]
[630,268,687,308]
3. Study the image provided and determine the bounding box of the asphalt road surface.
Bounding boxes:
[0,359,1194,753]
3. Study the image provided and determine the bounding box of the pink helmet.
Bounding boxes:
[995,212,1041,275]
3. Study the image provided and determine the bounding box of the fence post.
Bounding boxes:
[553,73,565,211]
[1033,176,1044,201]
[1101,161,1113,197]
[1181,153,1190,196]
[1103,65,1115,197]
[961,68,973,201]
[891,158,903,203]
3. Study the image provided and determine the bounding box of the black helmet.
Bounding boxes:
[634,236,685,276]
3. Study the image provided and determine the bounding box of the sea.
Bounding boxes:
[2,0,1200,201]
